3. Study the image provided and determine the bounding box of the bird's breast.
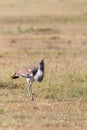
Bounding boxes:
[34,69,44,82]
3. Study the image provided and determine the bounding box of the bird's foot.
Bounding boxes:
[30,93,34,101]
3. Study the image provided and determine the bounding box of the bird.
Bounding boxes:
[12,60,44,100]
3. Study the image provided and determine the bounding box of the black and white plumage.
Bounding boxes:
[12,60,44,100]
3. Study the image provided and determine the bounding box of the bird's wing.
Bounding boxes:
[29,66,38,75]
[15,66,38,78]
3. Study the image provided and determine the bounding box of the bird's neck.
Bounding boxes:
[39,64,44,71]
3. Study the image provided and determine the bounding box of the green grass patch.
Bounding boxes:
[0,15,87,34]
[36,69,87,101]
[0,67,20,89]
[0,108,4,114]
[0,16,87,24]
[17,26,59,34]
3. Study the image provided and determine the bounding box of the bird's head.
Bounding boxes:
[39,59,44,70]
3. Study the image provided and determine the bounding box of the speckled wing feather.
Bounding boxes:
[12,66,38,79]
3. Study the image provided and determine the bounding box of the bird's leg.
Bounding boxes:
[28,81,34,101]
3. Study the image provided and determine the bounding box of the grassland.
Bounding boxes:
[0,0,87,130]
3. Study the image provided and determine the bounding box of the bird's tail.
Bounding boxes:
[11,73,19,79]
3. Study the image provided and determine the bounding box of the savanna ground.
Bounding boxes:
[0,0,87,130]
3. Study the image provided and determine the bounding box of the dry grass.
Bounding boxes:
[0,0,87,130]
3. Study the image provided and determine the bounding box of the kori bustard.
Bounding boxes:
[12,60,44,100]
